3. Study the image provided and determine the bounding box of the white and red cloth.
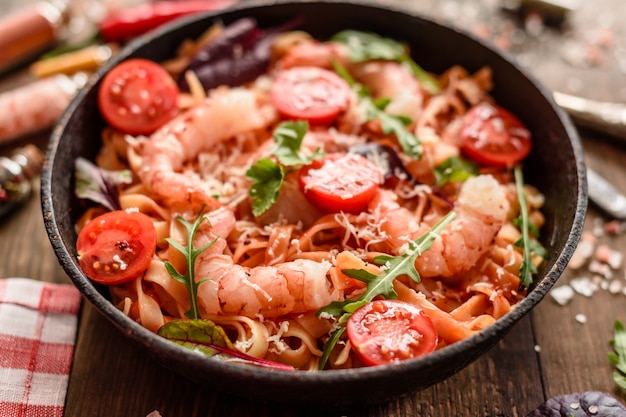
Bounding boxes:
[0,278,81,417]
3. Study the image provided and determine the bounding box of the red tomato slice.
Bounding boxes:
[459,102,532,167]
[271,66,351,125]
[76,210,157,285]
[347,300,438,366]
[299,153,383,213]
[98,58,179,135]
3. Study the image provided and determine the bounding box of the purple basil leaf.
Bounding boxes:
[185,17,259,72]
[178,16,303,92]
[350,142,412,181]
[158,319,294,371]
[209,344,294,371]
[526,391,626,417]
[74,157,132,211]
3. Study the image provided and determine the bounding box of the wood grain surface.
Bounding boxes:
[1,0,626,416]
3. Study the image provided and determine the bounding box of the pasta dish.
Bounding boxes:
[74,19,546,370]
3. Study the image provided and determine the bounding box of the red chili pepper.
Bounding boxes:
[99,0,238,43]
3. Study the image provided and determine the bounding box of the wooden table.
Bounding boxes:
[1,0,625,415]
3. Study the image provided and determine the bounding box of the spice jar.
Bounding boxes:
[0,145,45,219]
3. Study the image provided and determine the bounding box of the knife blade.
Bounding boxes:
[554,91,626,219]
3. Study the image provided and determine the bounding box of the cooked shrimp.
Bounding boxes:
[350,61,426,121]
[136,87,270,207]
[192,207,341,318]
[415,174,510,278]
[197,256,339,319]
[368,175,510,278]
[276,39,348,70]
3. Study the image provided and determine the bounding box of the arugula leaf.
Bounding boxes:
[246,158,285,217]
[371,102,422,158]
[434,156,479,186]
[317,210,456,368]
[608,319,626,390]
[331,29,441,94]
[165,209,216,319]
[332,30,406,61]
[74,157,132,211]
[158,319,294,371]
[332,60,422,158]
[513,166,547,288]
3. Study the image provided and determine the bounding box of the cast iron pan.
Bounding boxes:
[41,0,587,407]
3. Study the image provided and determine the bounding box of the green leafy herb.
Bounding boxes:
[434,156,479,186]
[246,158,285,217]
[608,319,626,390]
[246,121,324,216]
[513,166,547,288]
[158,319,294,371]
[165,209,216,319]
[332,60,422,158]
[317,210,456,368]
[331,29,441,94]
[158,318,234,355]
[272,120,323,166]
[161,212,295,371]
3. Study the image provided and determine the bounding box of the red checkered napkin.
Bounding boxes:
[0,278,81,417]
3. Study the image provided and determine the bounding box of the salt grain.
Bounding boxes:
[570,277,598,297]
[593,218,606,237]
[589,405,599,414]
[575,313,587,324]
[568,239,595,269]
[609,279,623,294]
[570,402,580,409]
[588,260,613,279]
[608,251,624,269]
[603,220,623,235]
[550,285,575,305]
[595,244,612,263]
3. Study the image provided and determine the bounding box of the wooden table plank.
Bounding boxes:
[532,133,626,399]
[2,0,626,416]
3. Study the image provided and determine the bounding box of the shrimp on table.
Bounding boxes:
[190,207,342,319]
[136,87,271,207]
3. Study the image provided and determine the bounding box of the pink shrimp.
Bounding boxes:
[278,40,426,123]
[277,40,348,70]
[350,61,426,121]
[191,206,341,319]
[136,87,270,207]
[371,175,510,278]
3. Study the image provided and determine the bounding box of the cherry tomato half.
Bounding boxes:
[459,102,532,167]
[98,58,179,135]
[299,153,383,213]
[76,210,157,285]
[347,300,438,366]
[271,66,351,125]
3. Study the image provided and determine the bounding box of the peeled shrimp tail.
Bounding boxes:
[137,88,269,206]
[197,257,339,319]
[415,175,511,278]
[192,208,341,319]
